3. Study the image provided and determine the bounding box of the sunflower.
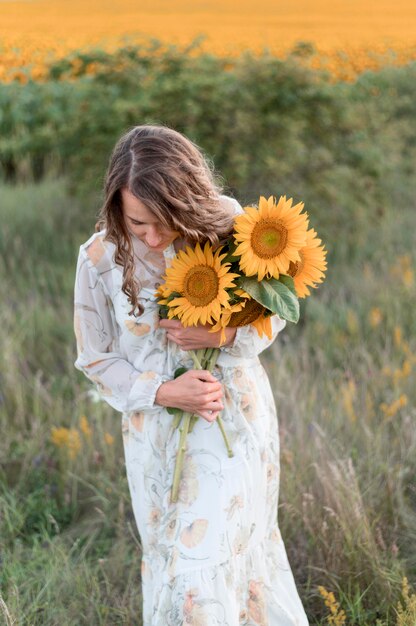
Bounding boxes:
[233,195,309,280]
[161,241,239,326]
[210,291,273,341]
[287,227,328,298]
[154,282,169,303]
[249,309,273,340]
[209,299,246,346]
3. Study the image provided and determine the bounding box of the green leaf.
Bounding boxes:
[220,239,241,264]
[224,253,240,264]
[158,304,170,319]
[238,276,300,323]
[167,407,182,418]
[278,273,298,296]
[174,367,188,379]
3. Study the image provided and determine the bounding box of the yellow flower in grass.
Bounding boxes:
[233,195,309,280]
[318,585,346,625]
[104,432,114,446]
[51,427,70,447]
[369,307,383,327]
[161,241,239,326]
[50,427,81,459]
[79,414,92,440]
[287,227,328,298]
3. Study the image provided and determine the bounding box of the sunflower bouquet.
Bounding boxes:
[156,194,327,503]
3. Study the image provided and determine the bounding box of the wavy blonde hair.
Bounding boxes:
[95,123,236,317]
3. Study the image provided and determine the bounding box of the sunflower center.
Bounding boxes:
[229,299,266,327]
[288,251,305,277]
[250,218,288,259]
[183,265,219,306]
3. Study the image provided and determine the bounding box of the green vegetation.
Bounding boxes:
[0,41,415,624]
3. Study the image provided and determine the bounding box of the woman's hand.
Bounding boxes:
[155,369,224,422]
[159,319,237,350]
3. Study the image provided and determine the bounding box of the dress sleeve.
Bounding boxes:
[73,246,169,413]
[220,315,286,358]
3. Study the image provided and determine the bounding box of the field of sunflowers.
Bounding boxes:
[1,0,416,83]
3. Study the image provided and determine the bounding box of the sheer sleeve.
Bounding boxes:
[73,245,169,413]
[220,315,286,358]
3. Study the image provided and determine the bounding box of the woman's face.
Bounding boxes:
[121,188,179,252]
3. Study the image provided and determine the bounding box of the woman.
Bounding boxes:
[73,124,309,625]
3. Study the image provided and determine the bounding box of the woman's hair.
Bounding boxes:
[95,124,236,317]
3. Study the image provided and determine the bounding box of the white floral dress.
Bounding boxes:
[73,195,309,625]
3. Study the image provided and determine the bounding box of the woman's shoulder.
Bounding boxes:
[218,194,244,216]
[78,228,116,276]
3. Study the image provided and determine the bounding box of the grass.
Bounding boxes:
[0,173,415,624]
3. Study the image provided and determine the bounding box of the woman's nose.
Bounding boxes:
[145,227,163,247]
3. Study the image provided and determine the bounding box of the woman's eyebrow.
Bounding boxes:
[128,215,163,226]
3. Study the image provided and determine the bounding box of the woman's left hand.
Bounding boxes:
[159,319,237,350]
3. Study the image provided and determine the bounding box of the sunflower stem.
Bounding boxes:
[170,411,192,503]
[170,345,234,505]
[202,347,214,369]
[198,347,210,371]
[189,349,203,369]
[207,347,220,372]
[206,347,234,458]
[216,416,234,457]
[188,414,198,433]
[171,410,183,429]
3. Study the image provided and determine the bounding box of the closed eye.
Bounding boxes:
[130,218,145,225]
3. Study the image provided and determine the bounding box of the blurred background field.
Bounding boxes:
[1,1,416,624]
[1,0,416,83]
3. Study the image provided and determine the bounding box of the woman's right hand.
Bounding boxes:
[155,369,224,422]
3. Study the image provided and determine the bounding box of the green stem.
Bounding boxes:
[207,347,220,372]
[188,414,198,433]
[196,348,205,366]
[216,415,234,457]
[189,349,203,369]
[171,410,183,429]
[203,347,215,369]
[170,411,192,503]
[205,347,234,458]
[170,345,234,505]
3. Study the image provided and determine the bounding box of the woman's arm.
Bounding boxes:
[218,315,287,358]
[74,246,170,413]
[159,318,237,350]
[158,316,286,357]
